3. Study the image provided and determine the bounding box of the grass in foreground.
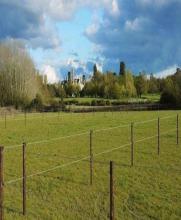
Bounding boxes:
[0,110,181,219]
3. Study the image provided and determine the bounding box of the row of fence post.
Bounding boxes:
[3,112,27,129]
[0,114,179,219]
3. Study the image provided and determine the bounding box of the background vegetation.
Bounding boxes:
[0,40,181,110]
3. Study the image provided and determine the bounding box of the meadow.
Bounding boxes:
[0,110,181,220]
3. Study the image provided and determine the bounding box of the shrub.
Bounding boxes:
[30,94,43,111]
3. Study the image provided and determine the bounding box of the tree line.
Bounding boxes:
[0,40,181,110]
[58,63,164,100]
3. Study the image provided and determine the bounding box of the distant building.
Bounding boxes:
[61,68,86,90]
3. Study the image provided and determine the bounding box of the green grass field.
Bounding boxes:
[0,110,181,219]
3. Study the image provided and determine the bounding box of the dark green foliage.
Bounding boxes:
[160,69,181,105]
[30,94,43,110]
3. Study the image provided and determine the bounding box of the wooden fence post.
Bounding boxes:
[0,146,4,220]
[90,130,93,185]
[157,117,160,155]
[131,123,134,166]
[22,143,26,215]
[177,114,179,145]
[110,161,114,220]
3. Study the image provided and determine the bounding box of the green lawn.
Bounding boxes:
[63,93,160,105]
[0,110,181,219]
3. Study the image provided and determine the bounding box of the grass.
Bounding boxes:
[0,110,181,219]
[63,93,160,105]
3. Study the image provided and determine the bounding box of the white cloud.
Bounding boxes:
[41,65,59,83]
[125,18,144,31]
[26,0,120,20]
[155,65,178,78]
[85,23,100,36]
[109,0,120,17]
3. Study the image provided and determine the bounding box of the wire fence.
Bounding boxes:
[0,113,180,219]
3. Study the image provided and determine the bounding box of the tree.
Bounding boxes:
[134,73,148,97]
[160,70,181,105]
[0,40,44,108]
[119,61,126,76]
[93,64,98,76]
[64,83,80,97]
[124,71,137,97]
[148,74,159,94]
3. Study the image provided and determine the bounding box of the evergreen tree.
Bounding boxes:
[93,64,98,76]
[119,61,126,76]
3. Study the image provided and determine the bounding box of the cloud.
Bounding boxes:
[57,57,103,80]
[41,65,59,83]
[85,0,181,73]
[125,17,148,31]
[155,65,178,78]
[0,1,61,49]
[0,0,120,49]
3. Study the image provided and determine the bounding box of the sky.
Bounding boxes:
[0,0,181,83]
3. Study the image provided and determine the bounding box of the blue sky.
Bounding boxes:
[0,0,181,82]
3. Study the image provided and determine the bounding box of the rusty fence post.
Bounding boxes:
[157,117,160,155]
[90,130,93,185]
[131,123,134,166]
[177,114,179,145]
[110,161,114,220]
[22,143,26,215]
[0,146,4,220]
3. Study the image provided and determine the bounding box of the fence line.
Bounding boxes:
[4,114,177,150]
[94,124,130,133]
[0,113,64,122]
[134,114,175,125]
[5,155,90,185]
[5,131,89,150]
[135,128,176,144]
[0,113,175,124]
[4,128,177,186]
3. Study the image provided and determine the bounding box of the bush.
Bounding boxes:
[78,102,91,106]
[91,99,108,106]
[30,94,43,111]
[91,100,97,106]
[160,91,177,104]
